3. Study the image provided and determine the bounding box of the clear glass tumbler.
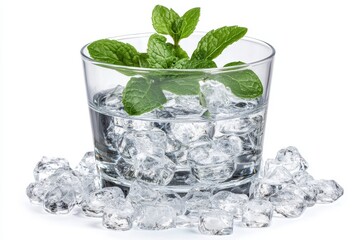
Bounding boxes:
[81,33,275,195]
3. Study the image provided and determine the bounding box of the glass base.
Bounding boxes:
[99,167,258,197]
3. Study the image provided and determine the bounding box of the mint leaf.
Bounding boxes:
[214,69,263,98]
[138,53,150,68]
[191,26,247,60]
[224,61,245,67]
[147,34,177,68]
[174,45,189,59]
[160,76,201,95]
[88,39,140,66]
[173,59,217,69]
[122,77,166,115]
[152,5,180,36]
[152,5,200,46]
[180,7,200,39]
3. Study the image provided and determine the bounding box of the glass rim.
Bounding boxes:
[80,32,276,73]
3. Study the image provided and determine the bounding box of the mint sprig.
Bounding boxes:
[87,5,264,116]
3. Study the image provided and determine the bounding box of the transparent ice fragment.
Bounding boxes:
[26,180,54,204]
[216,117,257,136]
[311,179,344,203]
[135,153,176,185]
[80,174,101,198]
[282,184,316,207]
[104,120,126,151]
[162,93,205,117]
[171,122,212,145]
[200,80,232,114]
[183,189,212,216]
[198,210,234,235]
[211,191,248,219]
[293,171,314,185]
[47,169,83,204]
[136,204,176,230]
[269,186,307,218]
[214,135,242,156]
[102,200,134,231]
[241,199,273,228]
[119,130,167,163]
[265,146,308,175]
[250,167,295,199]
[158,190,185,216]
[188,141,235,183]
[43,186,76,214]
[81,187,125,217]
[75,151,97,176]
[115,157,136,181]
[127,181,160,206]
[103,85,124,110]
[33,156,71,181]
[175,215,199,228]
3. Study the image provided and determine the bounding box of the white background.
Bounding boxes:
[0,0,359,239]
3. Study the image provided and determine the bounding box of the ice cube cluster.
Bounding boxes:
[26,146,343,235]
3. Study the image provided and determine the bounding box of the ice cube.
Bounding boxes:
[250,167,294,199]
[135,153,176,185]
[265,146,308,175]
[175,215,199,228]
[47,169,83,204]
[214,135,242,156]
[43,186,77,214]
[119,130,167,163]
[81,174,101,198]
[211,191,248,219]
[104,120,126,151]
[115,157,136,181]
[102,200,134,231]
[26,180,54,204]
[162,93,205,117]
[188,141,235,183]
[293,171,314,185]
[127,181,160,206]
[171,122,212,145]
[81,187,125,217]
[216,117,257,136]
[103,85,124,110]
[269,186,307,218]
[200,80,232,114]
[282,184,316,207]
[136,204,176,230]
[183,188,212,216]
[75,151,97,176]
[241,199,273,228]
[158,190,185,216]
[311,179,344,203]
[198,210,234,235]
[33,156,71,181]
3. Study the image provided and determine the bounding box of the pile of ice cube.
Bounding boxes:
[26,146,343,235]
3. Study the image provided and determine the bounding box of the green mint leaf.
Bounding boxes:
[88,39,140,67]
[171,18,183,46]
[191,26,247,60]
[122,77,166,115]
[160,76,200,95]
[138,53,150,68]
[214,69,263,98]
[152,5,180,35]
[147,34,177,68]
[173,59,217,69]
[224,61,245,67]
[174,45,189,59]
[180,7,200,39]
